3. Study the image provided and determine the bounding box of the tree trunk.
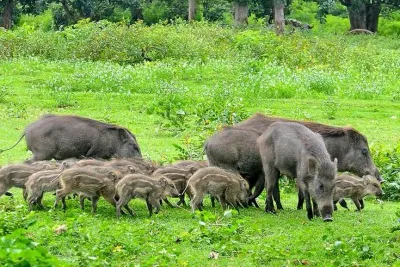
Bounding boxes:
[233,1,248,25]
[366,0,381,32]
[188,0,196,21]
[347,3,366,30]
[2,0,13,29]
[129,2,143,23]
[274,0,285,34]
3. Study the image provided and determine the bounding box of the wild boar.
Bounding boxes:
[152,166,197,206]
[333,174,383,211]
[106,158,156,175]
[258,121,337,221]
[54,168,119,213]
[205,113,381,210]
[0,114,142,161]
[115,174,179,217]
[0,163,58,198]
[25,169,63,210]
[171,160,208,172]
[187,167,250,212]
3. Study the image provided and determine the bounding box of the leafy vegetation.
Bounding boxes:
[0,20,399,265]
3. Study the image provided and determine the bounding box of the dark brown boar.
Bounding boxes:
[205,113,381,209]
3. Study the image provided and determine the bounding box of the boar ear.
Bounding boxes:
[308,158,318,176]
[159,177,168,186]
[118,128,129,142]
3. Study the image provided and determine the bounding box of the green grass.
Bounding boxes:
[0,26,399,266]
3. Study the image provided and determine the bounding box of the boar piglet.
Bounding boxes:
[334,174,383,211]
[106,158,156,175]
[258,122,337,222]
[25,169,64,210]
[152,166,196,206]
[115,174,179,217]
[187,167,249,213]
[171,160,208,172]
[0,163,56,198]
[54,168,118,213]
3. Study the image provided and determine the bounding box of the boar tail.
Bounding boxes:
[0,133,25,153]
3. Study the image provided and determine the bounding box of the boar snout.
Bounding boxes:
[320,205,334,222]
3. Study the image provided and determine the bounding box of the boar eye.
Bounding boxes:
[319,184,324,191]
[361,148,368,156]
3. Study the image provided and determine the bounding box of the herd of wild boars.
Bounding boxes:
[0,113,385,221]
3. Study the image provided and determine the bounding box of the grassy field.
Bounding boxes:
[0,26,400,266]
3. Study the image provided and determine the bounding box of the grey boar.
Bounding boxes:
[205,113,381,209]
[152,166,197,206]
[333,174,383,211]
[187,167,250,212]
[258,122,337,221]
[54,168,119,213]
[115,174,179,217]
[25,169,63,210]
[0,163,58,198]
[0,114,142,161]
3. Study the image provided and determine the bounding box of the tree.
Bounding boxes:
[274,0,285,34]
[188,0,196,20]
[1,0,15,29]
[233,0,249,24]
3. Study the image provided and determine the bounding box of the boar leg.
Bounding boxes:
[54,189,69,211]
[37,193,45,209]
[273,182,283,210]
[359,199,364,210]
[123,204,135,216]
[210,196,216,208]
[190,194,203,212]
[297,189,304,210]
[312,198,320,217]
[225,194,240,213]
[338,199,349,210]
[351,197,362,211]
[218,195,228,210]
[91,196,100,214]
[23,189,28,201]
[116,197,129,218]
[79,195,86,211]
[263,164,280,214]
[248,174,264,208]
[303,190,313,220]
[176,194,186,206]
[0,185,12,198]
[162,198,175,208]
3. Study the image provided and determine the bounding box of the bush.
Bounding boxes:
[0,230,62,266]
[16,10,54,31]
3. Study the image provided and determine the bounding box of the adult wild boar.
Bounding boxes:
[258,122,337,221]
[205,113,381,209]
[0,114,142,161]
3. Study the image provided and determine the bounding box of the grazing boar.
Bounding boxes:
[0,114,142,161]
[205,113,381,210]
[54,168,119,213]
[333,174,383,211]
[171,160,208,172]
[258,122,337,221]
[187,167,250,212]
[0,163,58,198]
[25,169,63,210]
[106,158,156,175]
[152,166,197,206]
[115,174,179,217]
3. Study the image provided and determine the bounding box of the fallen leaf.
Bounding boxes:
[208,251,219,259]
[54,224,67,235]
